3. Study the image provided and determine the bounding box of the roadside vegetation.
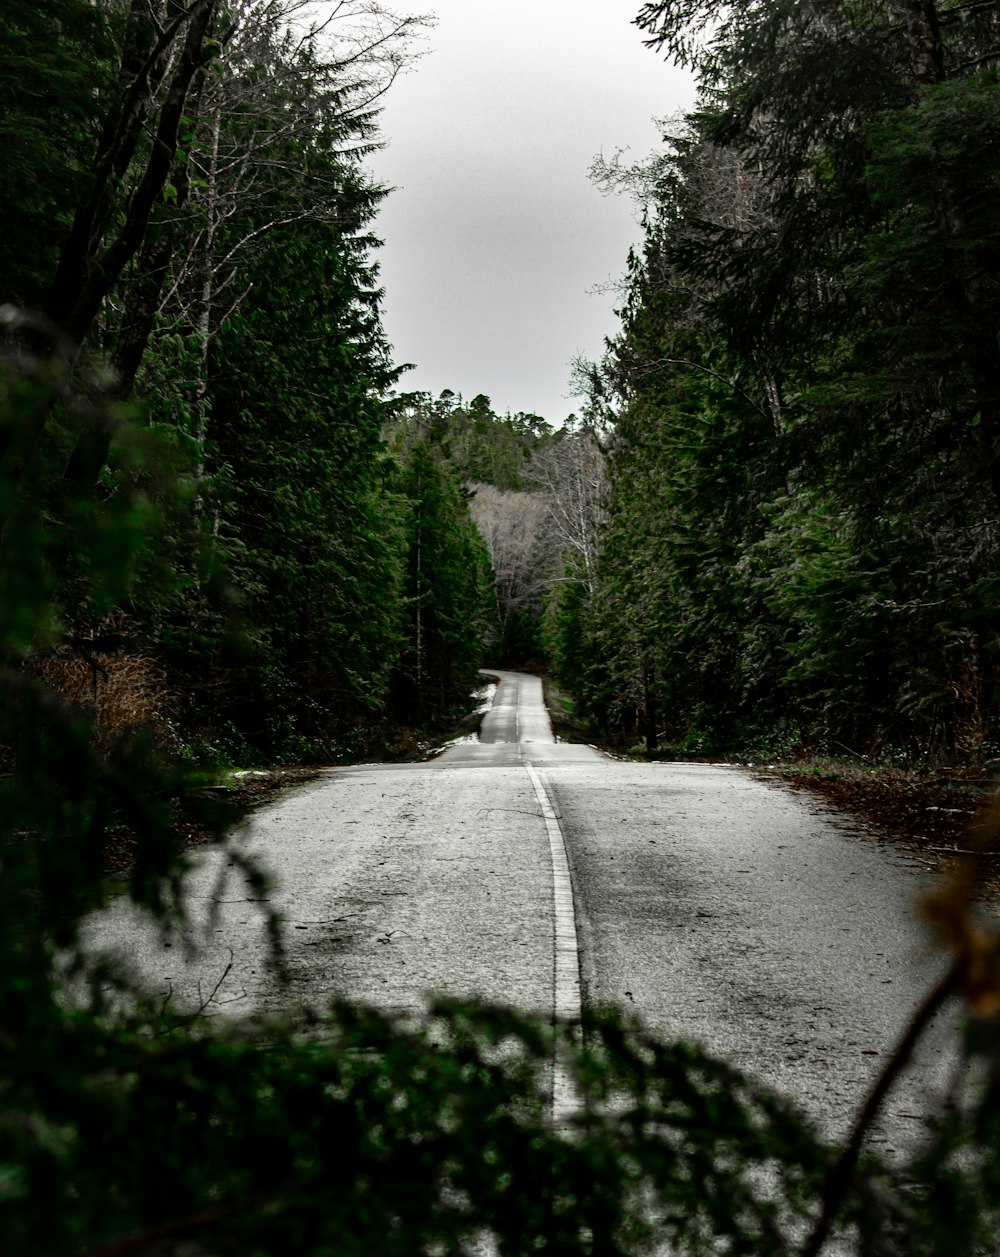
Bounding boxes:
[547,0,1000,780]
[0,0,492,772]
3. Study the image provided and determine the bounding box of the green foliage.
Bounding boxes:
[1,990,848,1257]
[200,208,407,759]
[388,389,555,491]
[386,394,566,670]
[388,435,493,720]
[545,556,605,709]
[0,320,192,650]
[569,0,1000,760]
[0,0,443,765]
[0,0,116,309]
[0,338,237,1023]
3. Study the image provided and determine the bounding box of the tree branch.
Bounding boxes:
[635,357,773,425]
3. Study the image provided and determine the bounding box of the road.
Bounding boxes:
[84,669,956,1148]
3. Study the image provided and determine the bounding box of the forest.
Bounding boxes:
[3,0,1000,1254]
[552,0,1000,763]
[0,0,596,766]
[0,0,505,769]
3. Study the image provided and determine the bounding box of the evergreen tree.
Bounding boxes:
[571,0,1000,756]
[388,436,492,721]
[389,389,554,490]
[0,0,116,309]
[0,0,430,762]
[202,207,406,759]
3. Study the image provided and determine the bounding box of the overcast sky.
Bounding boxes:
[364,1,694,425]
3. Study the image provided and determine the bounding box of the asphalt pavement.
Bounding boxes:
[82,668,957,1148]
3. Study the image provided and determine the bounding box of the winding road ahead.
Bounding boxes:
[87,669,956,1148]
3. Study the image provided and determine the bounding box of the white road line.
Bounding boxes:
[524,761,582,1124]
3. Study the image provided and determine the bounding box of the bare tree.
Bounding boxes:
[163,0,431,338]
[524,426,607,595]
[112,0,430,484]
[468,484,551,645]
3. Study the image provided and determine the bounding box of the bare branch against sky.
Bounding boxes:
[360,1,694,424]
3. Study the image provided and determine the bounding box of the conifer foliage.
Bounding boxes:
[0,0,488,761]
[6,326,1000,1257]
[566,0,1000,759]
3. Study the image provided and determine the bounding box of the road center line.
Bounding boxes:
[524,760,582,1123]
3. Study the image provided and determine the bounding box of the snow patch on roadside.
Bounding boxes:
[474,682,497,714]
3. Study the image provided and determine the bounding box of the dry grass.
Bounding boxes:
[34,644,174,752]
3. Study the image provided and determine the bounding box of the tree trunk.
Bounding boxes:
[60,2,220,492]
[642,659,658,753]
[49,0,220,353]
[46,0,170,331]
[901,0,1000,508]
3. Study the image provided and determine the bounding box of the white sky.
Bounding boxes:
[364,1,695,425]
